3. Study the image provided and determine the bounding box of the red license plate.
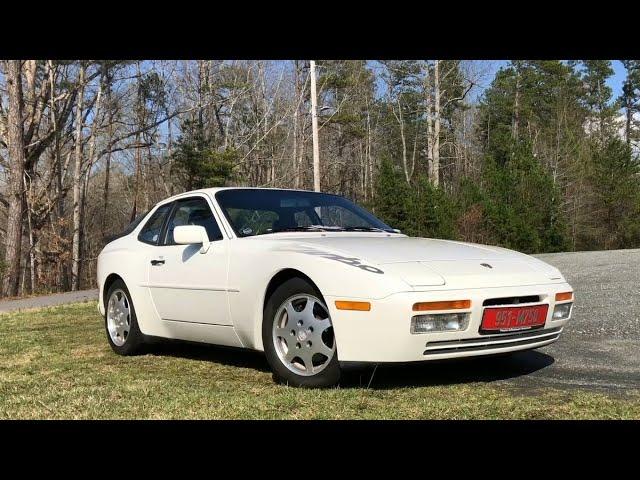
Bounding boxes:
[481,305,548,332]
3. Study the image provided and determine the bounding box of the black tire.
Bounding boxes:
[263,277,341,388]
[104,278,146,355]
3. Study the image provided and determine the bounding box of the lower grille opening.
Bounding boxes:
[423,327,562,356]
[483,295,540,306]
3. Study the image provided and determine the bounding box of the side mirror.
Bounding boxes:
[392,228,402,234]
[173,225,210,253]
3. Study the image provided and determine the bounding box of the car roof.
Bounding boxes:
[161,186,321,204]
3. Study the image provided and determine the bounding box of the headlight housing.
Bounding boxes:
[411,313,470,334]
[552,302,572,320]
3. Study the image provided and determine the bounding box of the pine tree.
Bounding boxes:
[576,60,617,142]
[585,138,640,249]
[372,158,410,231]
[480,139,569,253]
[171,119,235,190]
[620,60,640,147]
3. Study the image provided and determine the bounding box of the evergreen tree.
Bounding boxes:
[372,158,410,231]
[481,139,569,253]
[171,119,235,190]
[575,60,617,142]
[477,61,584,251]
[620,60,640,147]
[405,177,458,239]
[585,138,640,249]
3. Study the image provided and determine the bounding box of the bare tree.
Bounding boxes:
[310,60,321,192]
[70,64,86,291]
[1,61,26,297]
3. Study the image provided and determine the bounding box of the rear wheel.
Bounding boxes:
[105,279,145,355]
[263,277,340,387]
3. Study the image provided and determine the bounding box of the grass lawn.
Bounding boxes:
[0,302,638,419]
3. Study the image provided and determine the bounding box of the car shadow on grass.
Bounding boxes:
[145,339,555,389]
[146,340,272,373]
[339,351,556,390]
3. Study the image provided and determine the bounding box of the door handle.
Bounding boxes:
[150,259,165,266]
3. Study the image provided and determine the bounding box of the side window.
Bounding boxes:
[138,203,172,245]
[164,197,223,245]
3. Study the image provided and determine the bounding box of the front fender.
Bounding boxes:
[227,240,410,351]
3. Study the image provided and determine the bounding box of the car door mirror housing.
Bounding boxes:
[173,225,210,253]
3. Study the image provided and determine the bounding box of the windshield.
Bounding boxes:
[215,189,393,237]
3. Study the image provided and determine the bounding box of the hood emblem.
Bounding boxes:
[480,263,493,269]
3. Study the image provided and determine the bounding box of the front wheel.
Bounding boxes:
[263,277,341,387]
[105,279,145,355]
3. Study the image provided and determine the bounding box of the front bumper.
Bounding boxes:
[326,282,572,363]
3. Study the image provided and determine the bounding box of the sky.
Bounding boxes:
[610,60,627,97]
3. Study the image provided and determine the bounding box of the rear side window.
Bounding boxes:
[138,203,172,245]
[164,197,223,245]
[103,209,150,246]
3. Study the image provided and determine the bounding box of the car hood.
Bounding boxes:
[266,234,565,288]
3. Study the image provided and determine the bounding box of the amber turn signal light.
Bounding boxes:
[335,300,371,311]
[413,300,471,311]
[555,292,573,301]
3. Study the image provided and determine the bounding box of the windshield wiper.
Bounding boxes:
[342,226,393,233]
[255,225,393,236]
[258,225,342,235]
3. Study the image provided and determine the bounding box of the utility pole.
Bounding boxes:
[310,60,321,192]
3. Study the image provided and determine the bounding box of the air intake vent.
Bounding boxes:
[483,295,540,306]
[423,327,562,355]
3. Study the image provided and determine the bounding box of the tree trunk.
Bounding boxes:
[292,110,299,186]
[365,103,372,200]
[626,98,632,147]
[2,60,26,297]
[397,97,410,184]
[310,60,321,192]
[512,69,520,140]
[80,82,103,286]
[295,61,308,189]
[27,196,36,293]
[48,61,69,291]
[71,65,85,291]
[432,60,441,188]
[131,138,142,220]
[101,66,114,239]
[130,62,144,221]
[425,62,434,181]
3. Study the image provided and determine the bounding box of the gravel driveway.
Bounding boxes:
[515,249,640,392]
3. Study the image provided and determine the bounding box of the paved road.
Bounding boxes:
[1,249,638,393]
[0,289,98,313]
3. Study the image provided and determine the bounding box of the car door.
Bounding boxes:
[146,195,232,326]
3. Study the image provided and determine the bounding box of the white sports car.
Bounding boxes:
[97,187,574,387]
